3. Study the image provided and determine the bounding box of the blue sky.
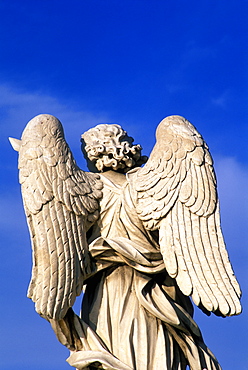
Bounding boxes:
[0,1,247,369]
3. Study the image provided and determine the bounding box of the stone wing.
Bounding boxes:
[130,115,241,316]
[14,114,102,320]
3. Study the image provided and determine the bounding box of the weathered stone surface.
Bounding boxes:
[10,114,242,370]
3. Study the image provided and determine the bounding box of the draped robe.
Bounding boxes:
[58,171,221,370]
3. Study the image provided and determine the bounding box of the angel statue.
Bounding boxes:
[10,114,241,370]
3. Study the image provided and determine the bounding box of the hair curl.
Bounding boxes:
[81,124,147,173]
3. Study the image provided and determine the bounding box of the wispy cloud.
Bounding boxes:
[1,83,115,174]
[214,156,248,289]
[0,83,111,148]
[211,90,230,109]
[182,40,216,65]
[215,155,248,234]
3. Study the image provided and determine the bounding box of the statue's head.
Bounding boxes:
[81,123,147,173]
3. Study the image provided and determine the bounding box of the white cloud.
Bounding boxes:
[0,83,111,146]
[0,83,116,172]
[214,156,248,237]
[180,39,217,68]
[214,156,248,294]
[211,90,230,108]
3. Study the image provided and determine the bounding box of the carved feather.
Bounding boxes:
[131,115,241,316]
[17,114,103,320]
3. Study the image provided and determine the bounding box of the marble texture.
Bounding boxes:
[10,114,242,370]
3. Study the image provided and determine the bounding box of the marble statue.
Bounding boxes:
[10,114,242,370]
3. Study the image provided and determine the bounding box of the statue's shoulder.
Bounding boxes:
[100,171,127,188]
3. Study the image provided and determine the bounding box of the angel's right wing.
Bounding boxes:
[130,115,241,317]
[10,114,103,320]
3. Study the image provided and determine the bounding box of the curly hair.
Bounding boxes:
[81,124,147,173]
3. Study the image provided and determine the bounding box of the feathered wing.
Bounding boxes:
[15,114,102,320]
[130,115,241,316]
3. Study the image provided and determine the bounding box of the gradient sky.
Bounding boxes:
[0,1,247,369]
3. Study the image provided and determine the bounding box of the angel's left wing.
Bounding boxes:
[10,114,102,320]
[129,115,241,316]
